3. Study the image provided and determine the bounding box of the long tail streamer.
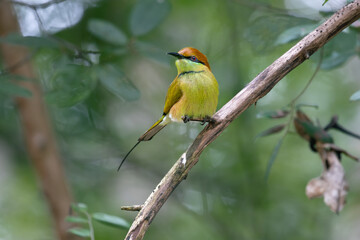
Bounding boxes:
[117,141,141,171]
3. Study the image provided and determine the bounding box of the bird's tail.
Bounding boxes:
[138,115,168,141]
[118,115,169,171]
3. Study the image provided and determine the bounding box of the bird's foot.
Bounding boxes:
[182,115,215,125]
[201,116,215,125]
[182,115,190,123]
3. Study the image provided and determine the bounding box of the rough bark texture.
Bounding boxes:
[124,1,360,239]
[0,2,75,240]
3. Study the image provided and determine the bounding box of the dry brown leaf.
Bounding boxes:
[306,148,349,213]
[256,124,286,139]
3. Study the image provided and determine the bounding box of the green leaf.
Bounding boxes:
[135,41,169,64]
[68,227,91,238]
[130,0,171,36]
[256,124,286,139]
[66,216,88,224]
[46,89,92,108]
[45,65,97,108]
[0,74,35,82]
[275,24,318,46]
[350,90,360,101]
[95,64,140,101]
[320,51,354,69]
[312,31,357,69]
[322,0,329,6]
[265,138,283,181]
[294,118,334,143]
[256,110,289,119]
[87,19,127,45]
[244,14,314,53]
[0,33,58,48]
[71,202,88,213]
[92,212,130,229]
[295,103,319,110]
[319,11,335,18]
[46,90,89,108]
[0,80,32,97]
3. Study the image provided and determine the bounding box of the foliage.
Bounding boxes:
[129,0,171,36]
[87,19,128,46]
[67,203,130,239]
[0,75,32,97]
[1,0,360,240]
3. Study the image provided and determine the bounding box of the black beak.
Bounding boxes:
[167,52,183,59]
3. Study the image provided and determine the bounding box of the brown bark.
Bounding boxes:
[0,2,75,240]
[124,1,360,239]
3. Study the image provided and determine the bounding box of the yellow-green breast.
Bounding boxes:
[168,59,218,121]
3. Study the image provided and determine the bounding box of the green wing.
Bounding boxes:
[163,78,182,115]
[138,79,182,142]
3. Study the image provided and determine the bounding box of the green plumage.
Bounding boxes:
[119,47,219,170]
[139,57,218,141]
[168,65,218,121]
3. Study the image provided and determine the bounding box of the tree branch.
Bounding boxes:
[0,2,77,240]
[0,52,34,75]
[124,1,360,239]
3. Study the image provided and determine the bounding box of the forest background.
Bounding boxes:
[0,0,360,239]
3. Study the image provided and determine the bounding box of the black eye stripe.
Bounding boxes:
[185,56,205,65]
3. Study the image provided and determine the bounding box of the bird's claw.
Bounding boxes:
[201,116,215,125]
[201,118,208,125]
[182,115,215,124]
[182,115,190,123]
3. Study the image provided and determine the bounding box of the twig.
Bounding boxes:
[124,1,360,239]
[324,116,360,140]
[290,47,324,106]
[84,211,95,240]
[264,44,325,180]
[121,205,143,212]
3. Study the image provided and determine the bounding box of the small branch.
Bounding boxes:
[324,116,360,140]
[290,47,324,106]
[0,2,76,239]
[121,205,143,212]
[263,44,324,180]
[323,143,360,162]
[84,211,95,240]
[124,1,360,239]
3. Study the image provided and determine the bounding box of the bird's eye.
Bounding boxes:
[191,56,197,61]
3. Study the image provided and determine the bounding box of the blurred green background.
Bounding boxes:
[1,0,360,239]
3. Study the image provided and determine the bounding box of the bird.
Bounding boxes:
[118,47,219,170]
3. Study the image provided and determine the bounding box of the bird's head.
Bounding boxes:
[168,47,211,74]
